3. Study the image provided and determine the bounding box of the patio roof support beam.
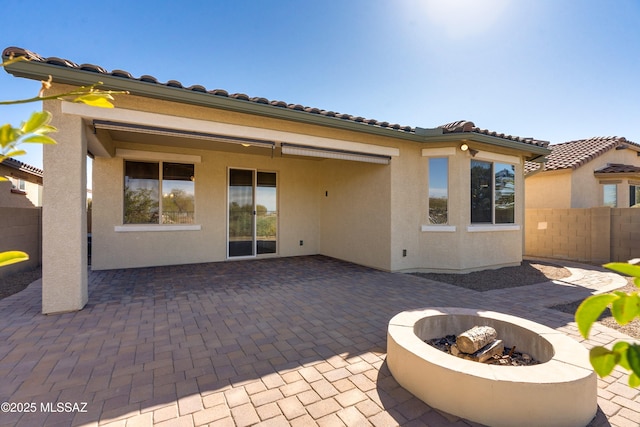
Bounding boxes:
[42,101,88,314]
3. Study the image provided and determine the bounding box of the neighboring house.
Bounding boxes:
[3,47,550,314]
[0,158,43,278]
[525,136,640,208]
[0,157,43,208]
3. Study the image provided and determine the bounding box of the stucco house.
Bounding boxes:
[0,157,43,208]
[3,47,550,314]
[525,136,640,208]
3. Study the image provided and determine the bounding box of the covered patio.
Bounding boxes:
[0,256,633,426]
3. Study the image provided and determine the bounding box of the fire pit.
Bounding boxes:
[387,307,597,427]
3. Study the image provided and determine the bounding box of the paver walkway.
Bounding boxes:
[0,256,637,426]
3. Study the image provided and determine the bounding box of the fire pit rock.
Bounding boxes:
[387,307,597,427]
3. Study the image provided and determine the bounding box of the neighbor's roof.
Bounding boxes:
[594,163,640,174]
[1,157,43,177]
[525,136,640,174]
[2,46,549,151]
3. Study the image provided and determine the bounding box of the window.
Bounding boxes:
[630,185,640,207]
[124,160,194,224]
[470,160,515,224]
[428,158,448,224]
[603,184,617,207]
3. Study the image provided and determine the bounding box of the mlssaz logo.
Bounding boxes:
[40,402,88,413]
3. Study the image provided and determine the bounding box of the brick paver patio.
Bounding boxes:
[0,255,637,426]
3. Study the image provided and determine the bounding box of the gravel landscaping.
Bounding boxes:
[414,260,640,339]
[0,268,41,300]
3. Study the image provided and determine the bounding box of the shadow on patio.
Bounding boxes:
[0,255,613,426]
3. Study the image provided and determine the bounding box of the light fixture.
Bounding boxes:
[460,143,478,157]
[281,143,391,165]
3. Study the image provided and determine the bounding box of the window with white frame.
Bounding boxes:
[428,157,448,224]
[124,160,195,224]
[470,160,515,224]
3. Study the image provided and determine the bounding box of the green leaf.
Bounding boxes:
[629,372,640,388]
[3,150,27,158]
[74,94,114,108]
[0,124,19,147]
[614,341,631,370]
[590,346,619,377]
[628,344,640,378]
[20,134,57,145]
[0,251,29,268]
[611,293,640,325]
[604,262,640,279]
[576,293,618,338]
[20,111,51,133]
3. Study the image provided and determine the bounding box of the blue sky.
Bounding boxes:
[2,0,640,169]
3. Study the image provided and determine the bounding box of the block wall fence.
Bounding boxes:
[0,207,41,278]
[525,207,640,264]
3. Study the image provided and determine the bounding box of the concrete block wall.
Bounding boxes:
[0,207,42,278]
[525,207,640,264]
[611,209,640,262]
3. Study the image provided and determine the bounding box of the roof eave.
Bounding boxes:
[4,59,427,143]
[4,59,552,157]
[419,132,551,159]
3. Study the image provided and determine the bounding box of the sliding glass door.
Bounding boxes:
[228,168,277,257]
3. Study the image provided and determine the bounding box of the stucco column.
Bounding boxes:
[42,102,88,314]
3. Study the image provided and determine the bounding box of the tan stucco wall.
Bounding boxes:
[394,144,526,272]
[525,170,572,209]
[92,142,323,269]
[319,159,391,270]
[42,100,88,313]
[46,84,537,275]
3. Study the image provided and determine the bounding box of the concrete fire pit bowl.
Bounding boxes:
[387,307,597,427]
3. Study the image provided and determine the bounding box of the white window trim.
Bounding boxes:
[422,147,456,157]
[473,151,520,164]
[115,224,201,232]
[421,225,456,232]
[467,225,521,232]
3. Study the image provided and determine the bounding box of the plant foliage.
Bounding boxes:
[1,54,126,267]
[575,259,640,387]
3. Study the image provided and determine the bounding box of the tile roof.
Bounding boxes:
[1,157,43,177]
[525,136,640,174]
[3,47,550,151]
[594,163,640,174]
[439,120,548,147]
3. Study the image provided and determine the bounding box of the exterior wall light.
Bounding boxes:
[460,143,478,157]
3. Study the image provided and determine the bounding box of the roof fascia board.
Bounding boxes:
[421,132,550,157]
[5,60,424,142]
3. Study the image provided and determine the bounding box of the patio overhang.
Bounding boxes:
[61,102,400,163]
